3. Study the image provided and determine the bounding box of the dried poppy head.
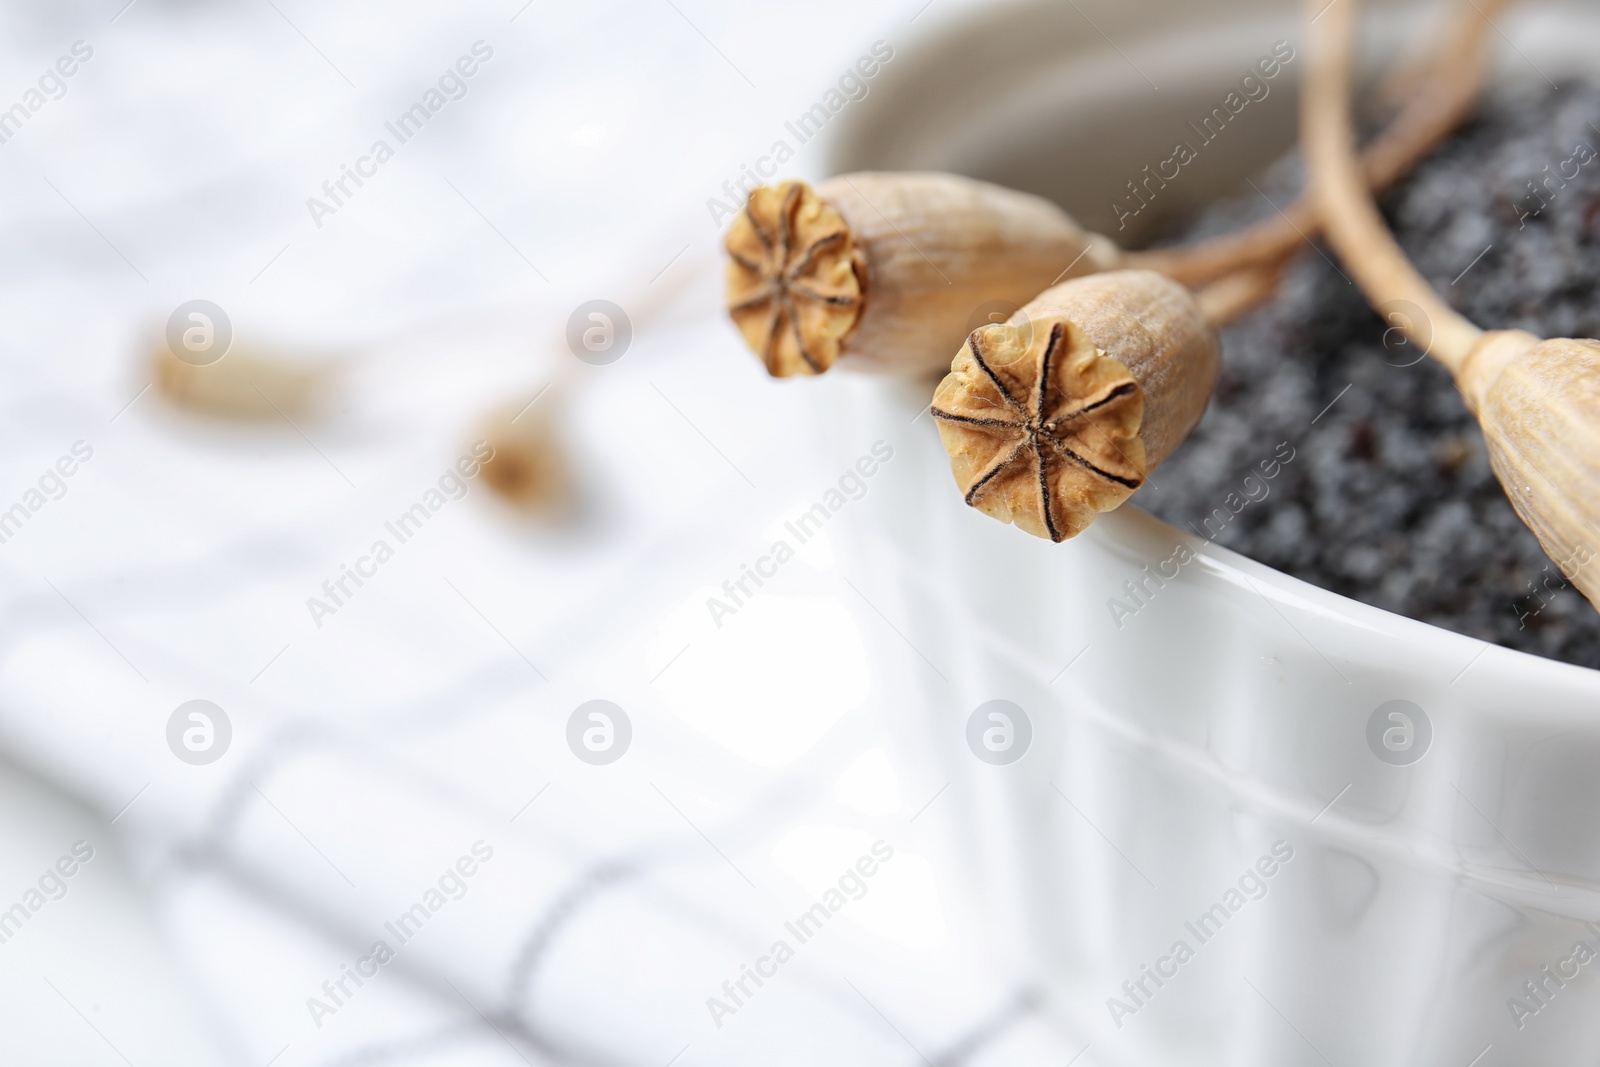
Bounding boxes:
[477,395,573,517]
[1456,332,1600,608]
[725,181,864,377]
[150,337,330,421]
[932,270,1219,541]
[724,172,1117,378]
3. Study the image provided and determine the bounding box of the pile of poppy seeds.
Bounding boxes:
[1137,80,1600,670]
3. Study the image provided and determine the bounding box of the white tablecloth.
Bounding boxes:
[0,1,1089,1064]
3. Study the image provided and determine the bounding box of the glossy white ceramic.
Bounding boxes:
[825,2,1600,1062]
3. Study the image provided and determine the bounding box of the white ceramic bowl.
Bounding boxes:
[824,2,1600,1063]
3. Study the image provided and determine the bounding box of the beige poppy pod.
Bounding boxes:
[1456,332,1600,607]
[150,338,330,420]
[475,394,573,517]
[931,270,1219,541]
[724,173,1118,377]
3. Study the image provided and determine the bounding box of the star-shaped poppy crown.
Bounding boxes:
[931,317,1146,542]
[725,182,864,377]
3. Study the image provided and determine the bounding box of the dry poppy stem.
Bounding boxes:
[1193,258,1291,327]
[1127,0,1517,286]
[474,237,713,515]
[1305,0,1600,612]
[1303,0,1484,370]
